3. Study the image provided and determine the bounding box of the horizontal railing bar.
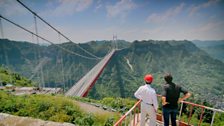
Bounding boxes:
[182,101,224,113]
[114,100,141,126]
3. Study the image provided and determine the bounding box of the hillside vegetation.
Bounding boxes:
[0,91,119,125]
[0,66,32,87]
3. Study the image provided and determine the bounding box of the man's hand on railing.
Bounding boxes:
[162,101,169,106]
[178,98,184,103]
[178,92,191,103]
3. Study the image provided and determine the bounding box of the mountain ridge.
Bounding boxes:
[192,40,224,62]
[0,39,223,108]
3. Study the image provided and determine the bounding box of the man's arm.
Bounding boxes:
[178,92,191,103]
[134,87,142,100]
[161,86,169,106]
[161,96,169,106]
[152,92,158,111]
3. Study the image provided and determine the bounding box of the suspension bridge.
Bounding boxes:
[0,0,223,125]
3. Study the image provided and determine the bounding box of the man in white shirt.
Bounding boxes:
[134,74,158,126]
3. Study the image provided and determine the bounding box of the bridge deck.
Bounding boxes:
[65,49,115,97]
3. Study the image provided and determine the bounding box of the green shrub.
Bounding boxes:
[0,91,118,125]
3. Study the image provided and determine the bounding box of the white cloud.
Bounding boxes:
[43,0,93,17]
[189,0,220,16]
[141,19,224,41]
[0,0,28,17]
[95,0,103,11]
[146,3,185,24]
[106,0,136,18]
[95,4,102,10]
[188,21,224,39]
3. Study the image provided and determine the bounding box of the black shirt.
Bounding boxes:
[162,83,188,109]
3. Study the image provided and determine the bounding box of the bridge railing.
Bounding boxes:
[114,96,224,126]
[178,101,224,126]
[114,100,141,126]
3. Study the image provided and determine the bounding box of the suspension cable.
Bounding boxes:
[0,15,99,60]
[16,0,101,59]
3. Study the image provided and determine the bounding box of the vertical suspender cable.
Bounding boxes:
[61,56,65,93]
[34,15,40,87]
[34,16,39,46]
[34,15,45,88]
[115,35,116,49]
[116,35,118,49]
[31,33,37,60]
[32,33,38,70]
[28,33,38,82]
[68,65,73,89]
[58,33,65,93]
[0,17,4,38]
[55,34,60,89]
[40,51,45,88]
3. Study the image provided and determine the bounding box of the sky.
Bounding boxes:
[0,0,224,44]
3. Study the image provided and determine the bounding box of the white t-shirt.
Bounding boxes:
[134,84,158,111]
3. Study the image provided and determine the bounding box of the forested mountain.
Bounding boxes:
[89,40,224,108]
[193,40,224,63]
[0,39,223,108]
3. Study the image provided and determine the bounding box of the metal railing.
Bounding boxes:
[114,97,224,126]
[178,101,224,126]
[114,100,141,126]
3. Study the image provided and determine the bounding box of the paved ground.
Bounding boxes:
[76,101,115,114]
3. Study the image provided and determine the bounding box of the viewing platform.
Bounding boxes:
[114,98,224,126]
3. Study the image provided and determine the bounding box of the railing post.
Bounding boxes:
[133,107,136,126]
[210,111,216,126]
[124,115,127,126]
[114,100,141,126]
[130,111,132,126]
[179,101,184,124]
[187,105,194,125]
[137,103,140,123]
[198,107,204,126]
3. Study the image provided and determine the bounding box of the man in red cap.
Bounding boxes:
[134,74,158,126]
